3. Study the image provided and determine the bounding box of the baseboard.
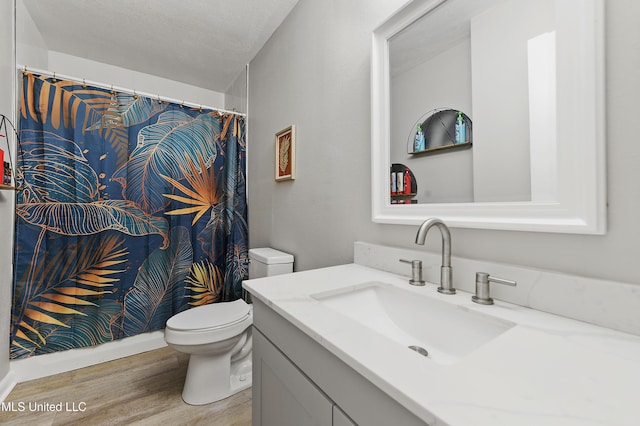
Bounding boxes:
[0,370,17,402]
[10,331,167,384]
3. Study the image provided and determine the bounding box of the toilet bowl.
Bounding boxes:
[164,299,253,405]
[164,248,293,405]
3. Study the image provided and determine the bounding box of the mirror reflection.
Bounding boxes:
[389,0,558,204]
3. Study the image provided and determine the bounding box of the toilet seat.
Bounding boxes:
[164,300,252,346]
[167,299,251,331]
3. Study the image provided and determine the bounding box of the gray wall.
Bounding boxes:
[248,0,409,270]
[391,39,474,204]
[248,0,640,286]
[470,0,554,202]
[225,66,248,114]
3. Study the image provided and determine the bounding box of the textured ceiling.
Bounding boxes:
[389,0,505,78]
[22,0,299,93]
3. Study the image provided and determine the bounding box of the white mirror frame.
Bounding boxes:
[371,0,606,234]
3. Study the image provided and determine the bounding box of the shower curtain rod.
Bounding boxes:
[16,64,247,118]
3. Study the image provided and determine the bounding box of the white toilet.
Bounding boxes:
[164,248,294,405]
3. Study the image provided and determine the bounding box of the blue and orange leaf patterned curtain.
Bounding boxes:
[11,73,248,359]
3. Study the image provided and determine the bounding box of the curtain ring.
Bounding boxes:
[110,85,115,95]
[199,105,203,112]
[157,95,162,104]
[23,65,27,76]
[133,89,138,100]
[180,101,184,109]
[82,78,87,89]
[52,72,57,82]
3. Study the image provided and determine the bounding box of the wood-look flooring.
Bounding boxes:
[0,347,252,426]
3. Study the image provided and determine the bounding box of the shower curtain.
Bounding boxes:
[10,73,248,359]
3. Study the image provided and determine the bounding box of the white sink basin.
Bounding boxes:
[311,281,514,365]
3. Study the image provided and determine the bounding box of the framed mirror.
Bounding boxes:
[371,0,606,234]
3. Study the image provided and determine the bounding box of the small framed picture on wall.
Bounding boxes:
[275,125,296,181]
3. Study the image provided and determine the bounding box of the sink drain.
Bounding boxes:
[408,345,429,357]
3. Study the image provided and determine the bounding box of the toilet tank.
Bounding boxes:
[248,248,294,279]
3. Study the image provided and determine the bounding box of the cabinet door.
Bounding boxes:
[253,328,333,426]
[333,406,357,426]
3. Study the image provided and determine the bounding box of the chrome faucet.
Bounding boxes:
[415,218,455,294]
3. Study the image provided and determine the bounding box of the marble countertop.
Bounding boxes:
[244,263,640,426]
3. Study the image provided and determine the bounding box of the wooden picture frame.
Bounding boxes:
[275,125,296,181]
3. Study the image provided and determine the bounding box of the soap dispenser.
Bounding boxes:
[414,123,425,152]
[455,111,466,144]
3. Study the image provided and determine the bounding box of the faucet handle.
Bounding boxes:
[399,259,426,286]
[472,272,516,305]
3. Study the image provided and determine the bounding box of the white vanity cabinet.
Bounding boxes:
[251,299,426,426]
[253,329,333,425]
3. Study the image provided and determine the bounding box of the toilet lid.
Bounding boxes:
[166,299,251,331]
